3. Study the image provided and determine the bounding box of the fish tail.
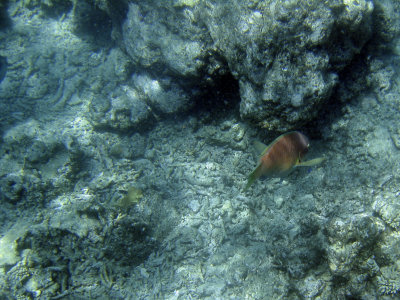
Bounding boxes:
[244,164,263,191]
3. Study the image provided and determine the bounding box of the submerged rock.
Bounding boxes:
[203,0,374,130]
[119,0,380,130]
[1,0,396,133]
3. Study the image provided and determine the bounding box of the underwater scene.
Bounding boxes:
[1,0,400,299]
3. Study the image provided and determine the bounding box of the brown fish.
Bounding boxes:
[244,131,325,191]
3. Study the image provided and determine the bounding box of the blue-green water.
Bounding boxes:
[0,1,400,299]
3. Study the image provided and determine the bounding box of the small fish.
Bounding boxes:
[244,131,325,191]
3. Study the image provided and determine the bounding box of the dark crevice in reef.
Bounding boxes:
[189,72,241,123]
[71,0,129,49]
[106,1,130,29]
[40,0,73,19]
[0,0,12,30]
[0,56,7,84]
[72,1,114,48]
[307,45,372,140]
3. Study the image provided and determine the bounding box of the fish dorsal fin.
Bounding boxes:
[253,140,269,156]
[257,132,293,157]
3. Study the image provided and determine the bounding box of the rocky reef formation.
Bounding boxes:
[1,0,399,132]
[119,0,394,131]
[1,0,400,299]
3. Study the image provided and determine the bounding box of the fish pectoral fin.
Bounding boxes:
[297,157,326,167]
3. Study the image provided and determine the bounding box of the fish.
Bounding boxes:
[244,131,325,191]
